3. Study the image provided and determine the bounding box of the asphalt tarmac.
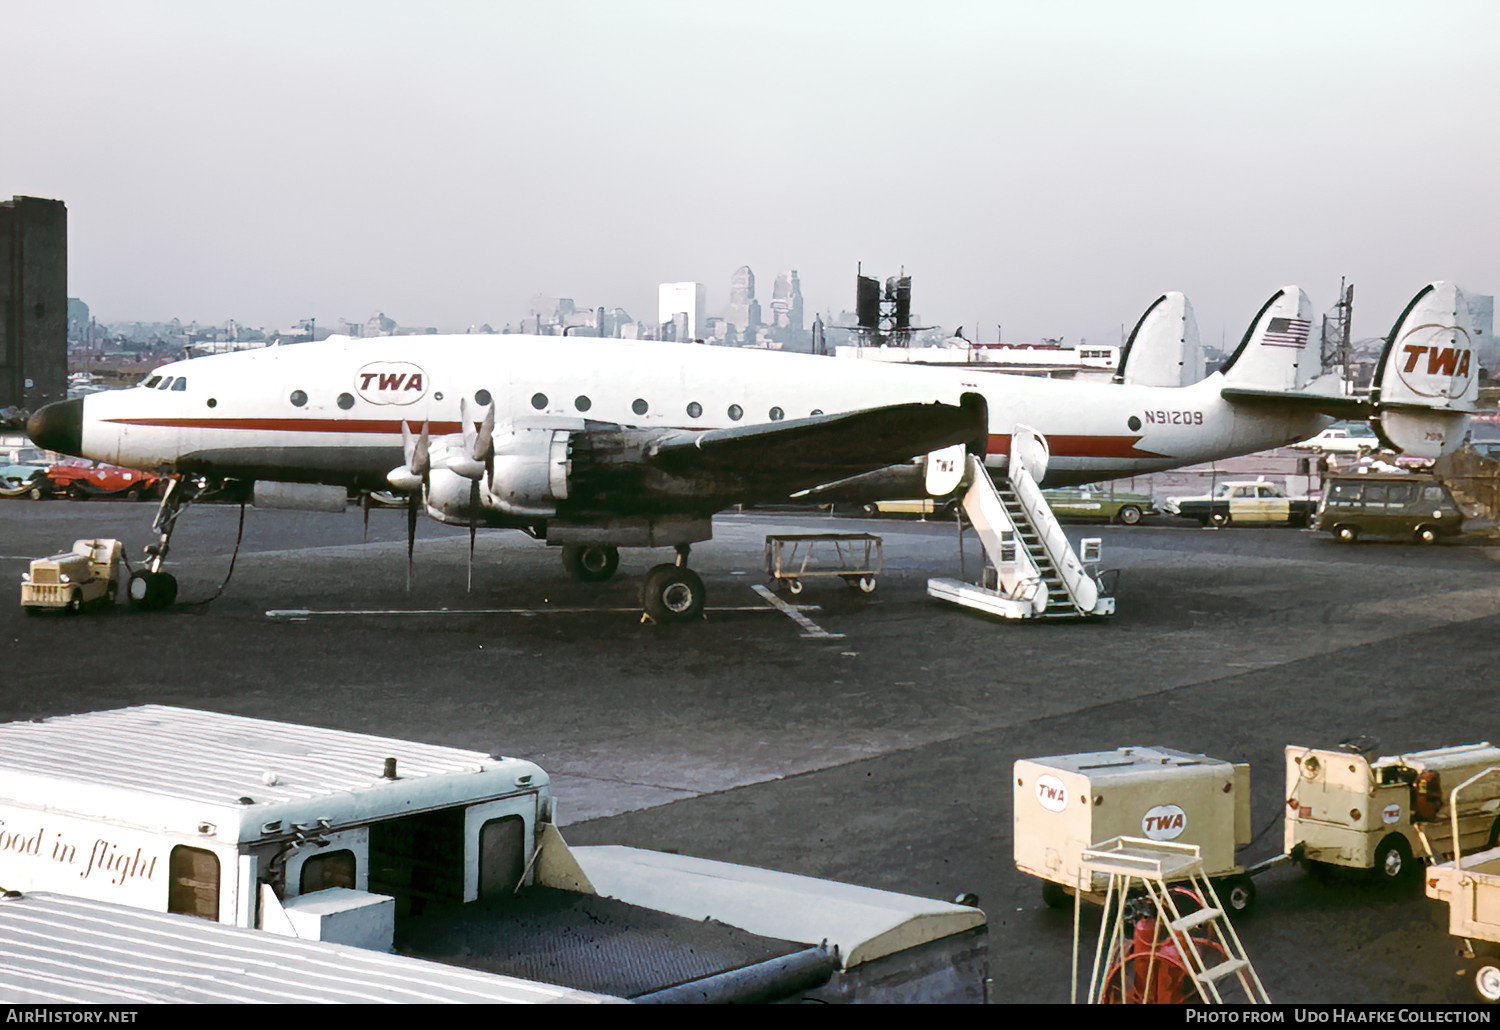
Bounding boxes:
[3,481,1499,1005]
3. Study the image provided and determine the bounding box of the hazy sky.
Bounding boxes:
[5,0,1497,346]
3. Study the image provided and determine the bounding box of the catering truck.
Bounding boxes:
[0,706,987,1003]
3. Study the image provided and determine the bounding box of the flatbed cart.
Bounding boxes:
[764,532,882,595]
[1424,766,1500,1002]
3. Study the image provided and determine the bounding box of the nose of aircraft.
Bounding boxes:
[27,398,83,456]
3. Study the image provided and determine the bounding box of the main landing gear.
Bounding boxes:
[561,542,705,623]
[128,477,188,610]
[640,545,706,624]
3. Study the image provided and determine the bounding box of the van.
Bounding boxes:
[1313,472,1463,544]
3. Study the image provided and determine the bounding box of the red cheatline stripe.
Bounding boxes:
[103,417,459,435]
[986,434,1166,459]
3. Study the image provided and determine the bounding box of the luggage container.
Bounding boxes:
[1423,767,1500,1002]
[1014,746,1257,913]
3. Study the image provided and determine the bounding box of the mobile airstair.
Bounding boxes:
[927,426,1115,619]
[1074,837,1270,1005]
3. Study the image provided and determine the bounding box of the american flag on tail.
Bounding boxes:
[1262,316,1311,349]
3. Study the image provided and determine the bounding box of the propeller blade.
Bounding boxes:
[406,491,418,592]
[476,402,496,462]
[467,479,479,593]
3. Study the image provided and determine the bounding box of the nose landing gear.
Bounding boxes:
[128,477,189,610]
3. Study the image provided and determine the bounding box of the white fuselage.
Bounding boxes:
[77,335,1327,490]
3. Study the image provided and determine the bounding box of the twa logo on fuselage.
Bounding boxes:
[1141,804,1187,840]
[355,362,428,406]
[1394,324,1474,400]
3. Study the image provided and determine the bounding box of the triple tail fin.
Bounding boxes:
[1371,281,1480,458]
[1219,286,1316,392]
[1115,292,1205,387]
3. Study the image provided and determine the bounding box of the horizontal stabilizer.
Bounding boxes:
[1115,292,1205,387]
[1220,286,1316,392]
[1371,281,1480,458]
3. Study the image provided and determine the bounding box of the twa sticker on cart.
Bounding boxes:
[1035,775,1068,813]
[1383,804,1403,825]
[1142,804,1187,840]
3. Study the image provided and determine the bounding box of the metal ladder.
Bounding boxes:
[1074,837,1269,1004]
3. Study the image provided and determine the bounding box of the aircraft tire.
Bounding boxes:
[640,564,705,624]
[562,544,620,583]
[128,571,178,611]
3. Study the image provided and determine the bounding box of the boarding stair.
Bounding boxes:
[927,425,1115,620]
[1075,837,1270,1005]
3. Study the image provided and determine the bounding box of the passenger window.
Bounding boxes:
[632,399,649,416]
[1330,483,1359,502]
[686,401,703,419]
[1423,486,1445,502]
[531,393,548,410]
[171,378,187,392]
[300,849,357,893]
[769,406,784,421]
[169,845,220,920]
[574,395,591,412]
[475,389,492,407]
[728,404,743,421]
[290,390,308,407]
[337,393,354,410]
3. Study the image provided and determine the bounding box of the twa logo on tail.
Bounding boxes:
[355,362,429,406]
[1395,325,1474,400]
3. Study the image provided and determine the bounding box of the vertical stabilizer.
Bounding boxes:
[1219,287,1316,392]
[1115,292,1205,387]
[1372,281,1479,458]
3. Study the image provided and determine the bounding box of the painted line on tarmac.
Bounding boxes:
[265,602,822,621]
[750,584,845,640]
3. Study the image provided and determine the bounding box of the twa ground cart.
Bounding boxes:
[1014,746,1259,914]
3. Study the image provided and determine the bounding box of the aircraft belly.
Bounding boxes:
[179,444,394,486]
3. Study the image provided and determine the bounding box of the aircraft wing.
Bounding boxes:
[639,394,986,503]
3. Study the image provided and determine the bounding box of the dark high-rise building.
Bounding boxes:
[0,196,67,411]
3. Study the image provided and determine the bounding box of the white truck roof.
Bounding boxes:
[0,706,547,844]
[0,892,617,1004]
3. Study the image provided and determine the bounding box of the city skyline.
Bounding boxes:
[6,1,1497,349]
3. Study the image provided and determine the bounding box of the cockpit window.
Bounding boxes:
[171,378,187,392]
[158,377,175,390]
[143,376,163,389]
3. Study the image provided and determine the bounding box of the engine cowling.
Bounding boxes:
[482,421,575,518]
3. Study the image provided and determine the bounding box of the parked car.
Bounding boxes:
[0,453,50,498]
[1041,484,1156,525]
[32,460,164,501]
[1291,421,1380,455]
[859,498,957,518]
[1313,472,1464,544]
[1163,479,1318,527]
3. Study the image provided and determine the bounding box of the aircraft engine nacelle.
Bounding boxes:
[484,423,574,518]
